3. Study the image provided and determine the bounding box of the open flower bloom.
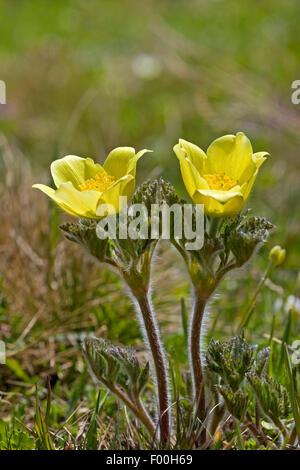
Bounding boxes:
[33,147,150,219]
[174,132,268,217]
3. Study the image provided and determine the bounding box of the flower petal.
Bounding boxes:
[51,155,104,189]
[252,151,269,169]
[221,197,245,217]
[174,139,207,174]
[193,189,244,217]
[206,132,256,183]
[33,182,102,218]
[103,147,135,179]
[196,188,243,204]
[241,169,259,202]
[32,184,80,217]
[103,147,151,180]
[178,156,209,198]
[241,153,267,201]
[96,174,134,216]
[126,149,152,177]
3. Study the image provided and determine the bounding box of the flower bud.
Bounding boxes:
[269,245,286,266]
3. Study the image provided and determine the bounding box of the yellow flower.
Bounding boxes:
[33,147,150,219]
[173,132,268,217]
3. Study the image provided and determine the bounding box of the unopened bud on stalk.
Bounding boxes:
[269,245,286,266]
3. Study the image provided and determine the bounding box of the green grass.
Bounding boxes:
[0,0,299,450]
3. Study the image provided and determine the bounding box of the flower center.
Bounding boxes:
[79,171,115,192]
[203,173,237,191]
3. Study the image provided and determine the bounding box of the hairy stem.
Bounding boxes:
[190,289,207,422]
[132,287,170,445]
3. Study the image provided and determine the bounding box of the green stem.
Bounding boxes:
[112,384,155,437]
[135,395,157,438]
[209,218,221,238]
[132,287,170,445]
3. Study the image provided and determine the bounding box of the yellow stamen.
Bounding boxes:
[79,171,115,192]
[203,172,237,191]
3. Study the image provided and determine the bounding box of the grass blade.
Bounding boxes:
[283,344,300,443]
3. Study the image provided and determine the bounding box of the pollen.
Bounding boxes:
[203,173,237,191]
[79,171,115,192]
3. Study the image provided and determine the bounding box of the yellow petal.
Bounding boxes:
[193,189,244,217]
[252,151,269,169]
[103,147,135,179]
[229,184,243,192]
[241,169,259,202]
[96,174,134,216]
[241,154,267,201]
[206,132,256,183]
[179,157,209,198]
[196,189,243,204]
[33,182,102,219]
[51,155,104,189]
[32,183,82,217]
[103,147,151,180]
[221,197,245,217]
[126,149,152,177]
[174,139,207,174]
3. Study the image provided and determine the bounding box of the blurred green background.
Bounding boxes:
[0,0,300,449]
